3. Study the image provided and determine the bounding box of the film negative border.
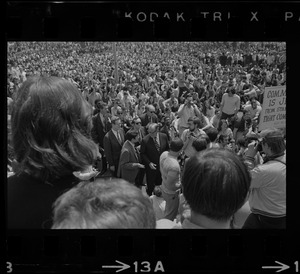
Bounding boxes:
[6,230,299,273]
[5,1,300,273]
[6,1,300,41]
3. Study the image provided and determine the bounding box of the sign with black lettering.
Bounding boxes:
[259,86,286,131]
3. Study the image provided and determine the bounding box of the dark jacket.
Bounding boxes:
[7,172,78,229]
[139,113,158,129]
[117,140,141,183]
[103,129,125,173]
[140,132,169,186]
[91,113,111,148]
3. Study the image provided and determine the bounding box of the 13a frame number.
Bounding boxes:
[133,261,164,272]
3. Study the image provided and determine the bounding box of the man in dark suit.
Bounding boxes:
[117,131,145,184]
[127,117,147,188]
[140,123,169,196]
[91,102,111,174]
[103,116,125,177]
[139,105,158,132]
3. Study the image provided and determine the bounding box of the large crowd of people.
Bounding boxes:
[7,42,286,229]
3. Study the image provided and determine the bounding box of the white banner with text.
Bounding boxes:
[259,85,286,131]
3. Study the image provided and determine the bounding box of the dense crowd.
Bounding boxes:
[7,42,286,229]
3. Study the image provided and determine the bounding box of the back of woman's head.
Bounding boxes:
[182,149,251,222]
[11,76,98,181]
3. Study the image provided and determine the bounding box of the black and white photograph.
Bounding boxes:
[7,41,286,229]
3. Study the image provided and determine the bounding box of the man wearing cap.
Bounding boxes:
[243,128,286,229]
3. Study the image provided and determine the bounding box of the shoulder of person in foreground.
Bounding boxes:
[156,218,182,229]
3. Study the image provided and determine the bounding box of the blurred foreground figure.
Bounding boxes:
[157,149,251,229]
[52,178,156,229]
[7,76,99,228]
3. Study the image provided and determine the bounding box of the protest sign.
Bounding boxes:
[259,85,286,131]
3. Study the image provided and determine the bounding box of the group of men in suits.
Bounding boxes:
[91,102,169,196]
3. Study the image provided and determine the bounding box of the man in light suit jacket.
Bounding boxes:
[140,123,169,196]
[117,131,145,184]
[103,116,125,177]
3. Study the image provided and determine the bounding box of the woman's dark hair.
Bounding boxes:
[182,149,251,221]
[11,76,98,181]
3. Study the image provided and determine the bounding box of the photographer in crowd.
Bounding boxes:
[243,128,286,229]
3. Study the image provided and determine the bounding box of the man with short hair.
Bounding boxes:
[181,117,207,158]
[160,138,184,221]
[139,104,158,130]
[129,117,147,146]
[177,94,201,138]
[117,131,145,185]
[103,116,125,177]
[243,128,286,229]
[52,179,156,229]
[244,97,262,123]
[140,123,169,196]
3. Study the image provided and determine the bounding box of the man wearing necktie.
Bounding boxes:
[91,102,111,175]
[103,116,125,177]
[117,131,145,185]
[127,117,147,188]
[140,123,169,196]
